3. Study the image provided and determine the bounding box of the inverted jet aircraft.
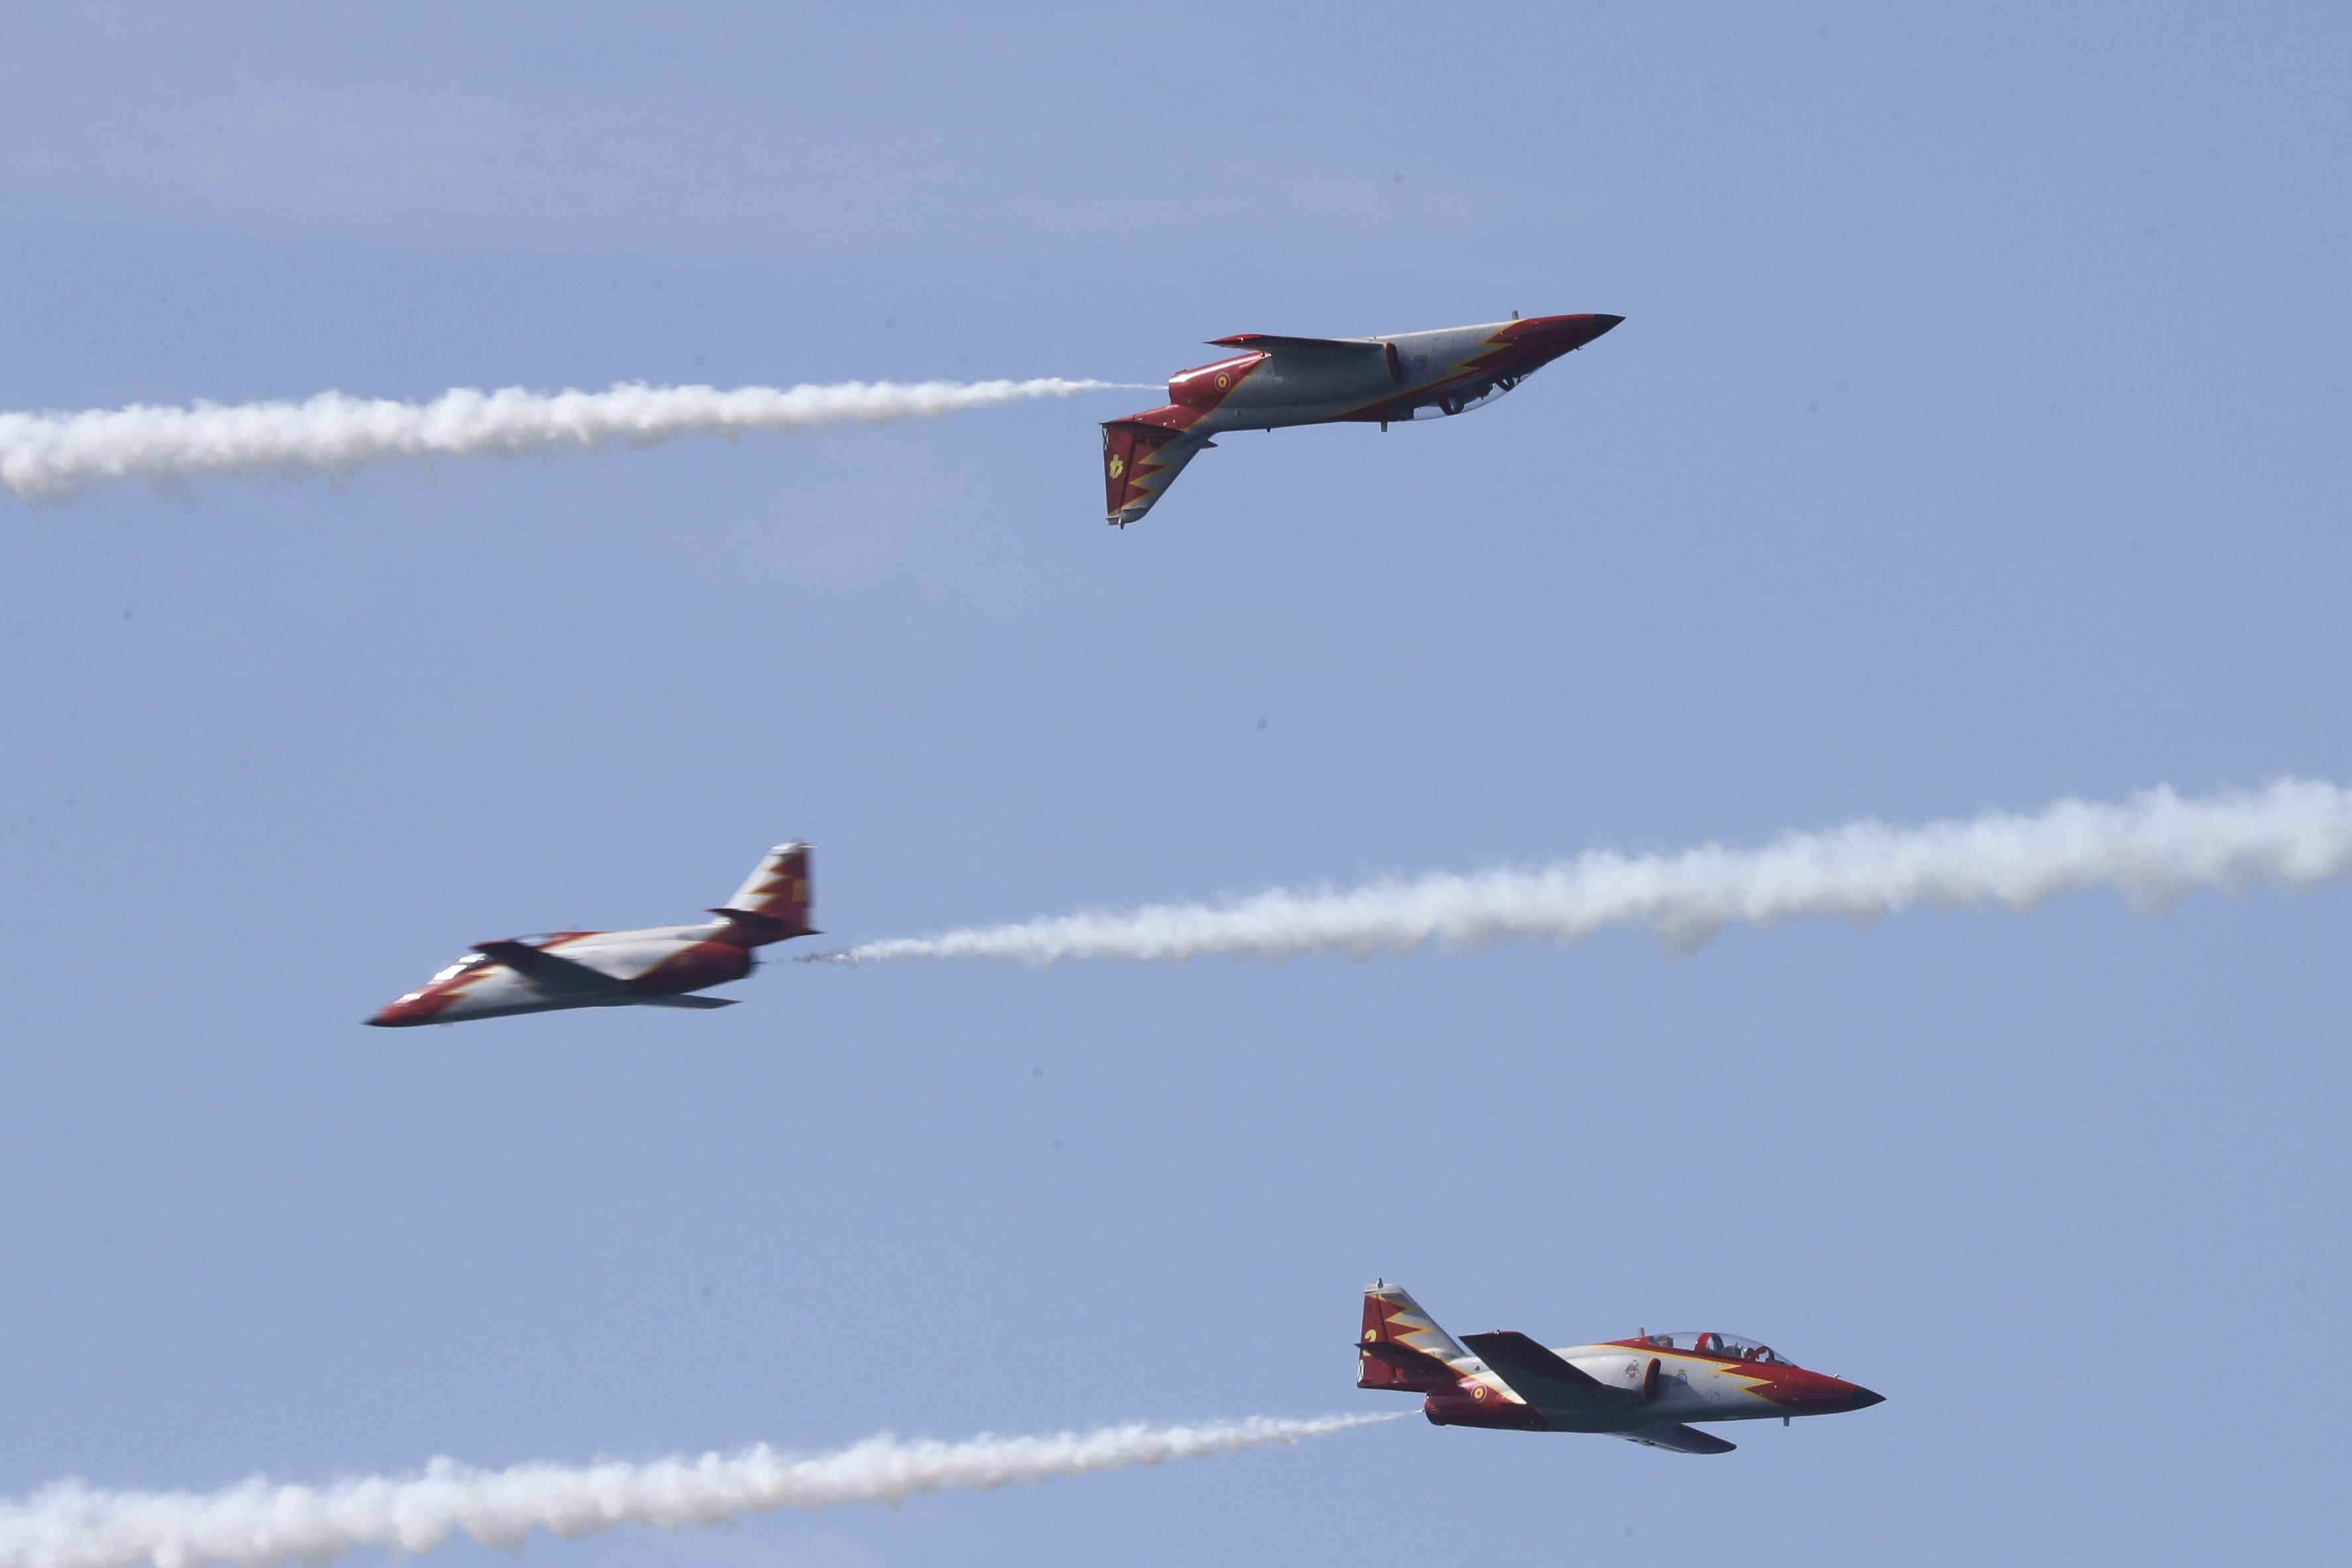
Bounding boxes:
[367,843,815,1026]
[1357,1281,1882,1455]
[1100,311,1623,527]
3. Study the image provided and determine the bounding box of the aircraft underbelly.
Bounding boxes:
[1210,368,1529,431]
[1205,394,1437,431]
[1217,399,1379,430]
[1221,372,1392,415]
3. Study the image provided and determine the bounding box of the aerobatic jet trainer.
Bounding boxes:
[366,843,815,1026]
[1100,311,1622,526]
[1358,1282,1882,1455]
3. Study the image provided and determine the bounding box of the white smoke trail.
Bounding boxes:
[820,778,2352,966]
[0,1415,1390,1568]
[0,378,1126,499]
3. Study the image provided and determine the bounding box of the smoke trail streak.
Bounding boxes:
[0,1415,1390,1568]
[818,779,2352,966]
[0,378,1127,499]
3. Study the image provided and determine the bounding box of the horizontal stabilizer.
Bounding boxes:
[708,908,818,939]
[472,940,620,996]
[1359,1340,1458,1380]
[638,994,739,1010]
[1609,1424,1737,1456]
[1460,1331,1642,1418]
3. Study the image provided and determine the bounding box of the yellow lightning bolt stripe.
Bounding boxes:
[1639,1347,1776,1399]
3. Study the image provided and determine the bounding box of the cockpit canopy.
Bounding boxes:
[1636,1331,1790,1365]
[428,953,496,984]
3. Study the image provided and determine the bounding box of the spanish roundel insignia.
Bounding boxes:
[1214,372,1230,390]
[1108,455,1126,478]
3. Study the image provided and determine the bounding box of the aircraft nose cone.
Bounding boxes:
[1505,313,1623,350]
[1555,313,1623,350]
[1846,1385,1886,1410]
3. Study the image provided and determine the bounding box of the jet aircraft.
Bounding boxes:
[367,843,815,1026]
[1358,1281,1881,1455]
[1100,311,1623,527]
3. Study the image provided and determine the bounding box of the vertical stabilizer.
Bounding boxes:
[1102,418,1209,527]
[712,843,815,942]
[1358,1281,1473,1392]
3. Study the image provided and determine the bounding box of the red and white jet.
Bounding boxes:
[1100,311,1623,527]
[366,843,815,1027]
[1358,1281,1882,1455]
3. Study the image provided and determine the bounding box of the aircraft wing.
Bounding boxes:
[472,939,621,997]
[638,994,738,1010]
[1207,333,1387,360]
[1460,1331,1645,1419]
[1608,1424,1737,1456]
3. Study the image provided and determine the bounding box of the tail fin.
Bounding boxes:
[710,842,814,943]
[1102,417,1208,527]
[1358,1281,1472,1393]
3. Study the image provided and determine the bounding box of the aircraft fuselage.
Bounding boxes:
[1416,1335,1884,1434]
[366,841,814,1026]
[1358,1282,1881,1454]
[1102,313,1623,526]
[368,922,759,1025]
[1178,316,1620,432]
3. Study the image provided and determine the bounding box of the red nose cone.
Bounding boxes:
[1766,1371,1884,1413]
[1505,312,1623,353]
[366,996,431,1027]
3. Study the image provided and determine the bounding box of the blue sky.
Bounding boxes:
[1,2,2347,1563]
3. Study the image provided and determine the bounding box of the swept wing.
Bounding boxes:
[471,939,621,998]
[1206,333,1391,363]
[1458,1331,1645,1422]
[1609,1424,1737,1455]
